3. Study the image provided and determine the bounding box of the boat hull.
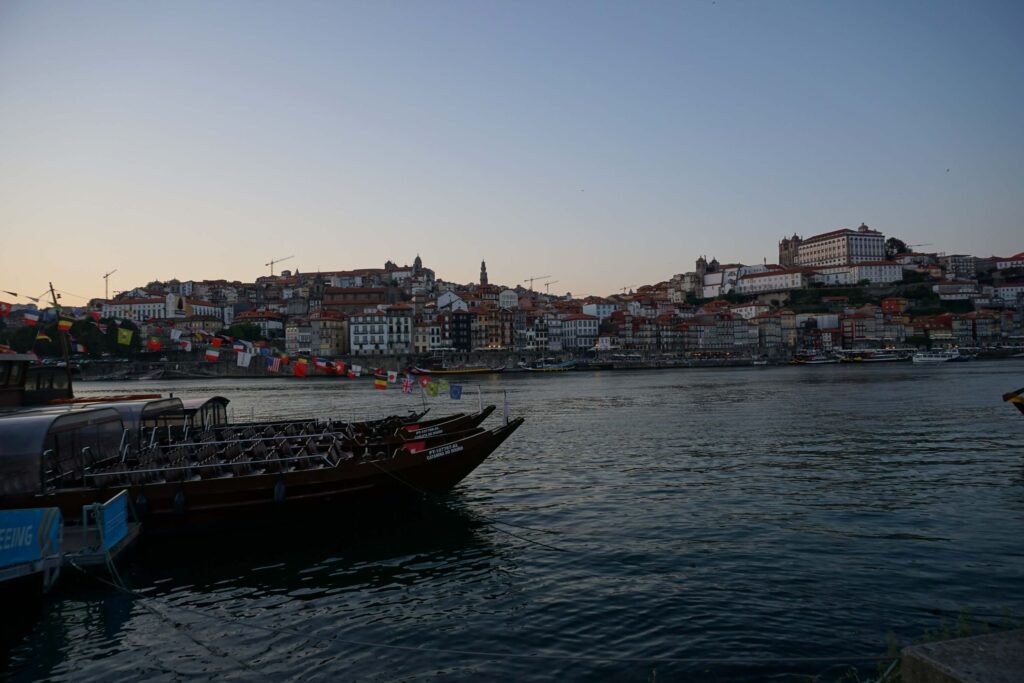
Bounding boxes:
[2,419,524,530]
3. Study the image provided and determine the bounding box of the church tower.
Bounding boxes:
[480,260,488,286]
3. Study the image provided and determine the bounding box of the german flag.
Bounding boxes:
[1003,388,1024,416]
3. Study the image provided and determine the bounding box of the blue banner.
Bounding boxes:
[0,507,61,569]
[101,492,128,551]
[450,384,463,400]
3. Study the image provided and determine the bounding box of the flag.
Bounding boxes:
[205,348,220,361]
[170,329,182,341]
[374,372,388,390]
[387,370,398,384]
[35,330,52,342]
[73,342,87,353]
[57,317,73,332]
[335,361,347,375]
[426,382,439,397]
[179,340,192,352]
[0,302,11,318]
[97,323,108,334]
[437,379,449,393]
[351,364,362,376]
[401,377,414,394]
[260,347,272,356]
[117,328,134,345]
[267,357,281,373]
[212,337,223,348]
[346,370,356,378]
[418,375,431,388]
[89,311,101,321]
[146,338,162,352]
[450,384,463,400]
[313,357,329,370]
[280,354,290,365]
[23,312,39,326]
[237,352,252,368]
[293,362,308,377]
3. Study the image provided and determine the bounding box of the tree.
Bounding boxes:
[224,322,262,341]
[885,237,908,257]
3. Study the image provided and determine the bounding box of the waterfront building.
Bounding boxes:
[235,310,285,339]
[451,309,474,352]
[285,318,312,356]
[349,312,389,355]
[322,287,397,315]
[310,309,349,357]
[993,282,1024,305]
[385,305,414,355]
[562,314,600,351]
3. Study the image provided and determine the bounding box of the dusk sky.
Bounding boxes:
[1,1,1021,303]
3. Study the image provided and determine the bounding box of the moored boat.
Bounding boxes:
[410,365,505,376]
[1004,387,1024,416]
[911,349,963,364]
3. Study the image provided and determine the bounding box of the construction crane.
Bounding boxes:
[543,280,559,294]
[620,285,636,295]
[906,243,932,248]
[102,269,117,299]
[265,255,294,276]
[524,274,551,291]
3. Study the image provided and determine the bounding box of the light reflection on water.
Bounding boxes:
[3,361,1023,681]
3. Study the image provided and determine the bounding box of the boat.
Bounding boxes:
[0,352,523,529]
[789,353,838,365]
[410,365,505,376]
[838,350,906,363]
[1003,387,1024,416]
[524,358,576,372]
[911,350,964,364]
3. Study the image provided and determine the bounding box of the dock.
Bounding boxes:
[902,629,1024,683]
[1,490,139,593]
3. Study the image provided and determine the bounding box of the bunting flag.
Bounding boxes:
[293,362,308,377]
[35,330,52,342]
[205,348,220,361]
[117,328,134,345]
[313,357,330,370]
[170,329,182,341]
[57,317,73,332]
[297,357,309,366]
[426,381,439,397]
[418,376,431,388]
[146,338,162,352]
[387,370,398,384]
[374,372,388,390]
[0,302,11,317]
[267,357,281,373]
[73,342,87,353]
[449,384,463,400]
[89,311,101,321]
[280,354,290,365]
[351,364,362,377]
[346,370,356,378]
[23,312,39,326]
[237,351,252,368]
[437,379,450,393]
[335,361,347,375]
[212,337,223,348]
[179,340,193,352]
[401,377,414,394]
[232,341,245,353]
[260,347,272,357]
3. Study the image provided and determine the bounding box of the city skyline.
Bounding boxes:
[1,1,1022,302]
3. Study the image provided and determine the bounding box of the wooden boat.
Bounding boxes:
[0,353,522,529]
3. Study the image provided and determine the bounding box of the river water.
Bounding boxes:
[3,362,1023,681]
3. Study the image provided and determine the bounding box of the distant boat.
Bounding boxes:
[525,359,576,372]
[840,351,906,363]
[789,353,838,365]
[911,350,963,364]
[410,365,504,376]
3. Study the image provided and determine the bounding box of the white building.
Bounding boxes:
[735,269,810,294]
[582,301,618,322]
[562,314,599,350]
[498,289,519,309]
[796,224,885,267]
[349,312,389,355]
[850,261,904,284]
[993,282,1024,303]
[996,252,1024,270]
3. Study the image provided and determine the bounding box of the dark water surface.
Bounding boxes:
[3,362,1023,681]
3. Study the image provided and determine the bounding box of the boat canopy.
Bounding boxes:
[0,407,126,496]
[180,396,230,429]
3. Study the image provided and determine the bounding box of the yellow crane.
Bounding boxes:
[265,255,294,276]
[543,280,559,294]
[102,269,117,299]
[524,274,551,291]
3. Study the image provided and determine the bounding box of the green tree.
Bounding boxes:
[223,322,262,341]
[885,237,908,257]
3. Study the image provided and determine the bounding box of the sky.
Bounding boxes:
[1,0,1022,303]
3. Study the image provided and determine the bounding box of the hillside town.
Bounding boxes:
[2,224,1023,363]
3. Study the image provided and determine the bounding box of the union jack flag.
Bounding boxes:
[401,377,414,394]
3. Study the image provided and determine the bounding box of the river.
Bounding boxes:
[3,361,1023,681]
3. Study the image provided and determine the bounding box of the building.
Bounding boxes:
[349,312,389,355]
[779,234,802,268]
[562,314,599,351]
[794,224,885,267]
[996,252,1024,270]
[310,309,349,357]
[234,310,285,339]
[735,269,811,294]
[285,318,312,356]
[939,254,977,280]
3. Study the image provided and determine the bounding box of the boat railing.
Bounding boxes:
[83,450,342,483]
